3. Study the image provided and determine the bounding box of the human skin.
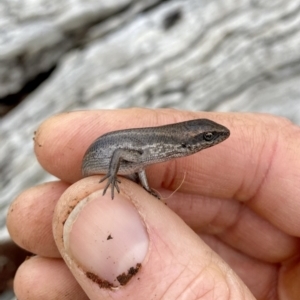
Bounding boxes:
[6,108,300,299]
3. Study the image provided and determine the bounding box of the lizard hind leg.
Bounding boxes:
[138,170,161,199]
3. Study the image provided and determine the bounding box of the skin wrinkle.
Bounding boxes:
[154,108,184,126]
[265,274,278,300]
[228,116,260,201]
[171,160,200,196]
[168,259,215,300]
[195,266,223,300]
[146,108,172,129]
[232,118,280,205]
[184,267,218,300]
[216,201,246,239]
[161,159,178,191]
[224,267,252,300]
[151,220,206,300]
[200,233,279,298]
[239,118,271,201]
[248,128,279,206]
[215,202,299,263]
[169,191,203,229]
[161,265,189,299]
[205,197,236,234]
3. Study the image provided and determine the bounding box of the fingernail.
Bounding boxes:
[63,190,149,287]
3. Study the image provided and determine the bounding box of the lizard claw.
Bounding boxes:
[145,187,161,200]
[100,174,121,200]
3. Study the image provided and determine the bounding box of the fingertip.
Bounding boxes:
[7,181,69,257]
[14,256,88,300]
[34,113,87,183]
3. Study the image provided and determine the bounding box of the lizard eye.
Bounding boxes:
[181,143,187,148]
[203,132,214,141]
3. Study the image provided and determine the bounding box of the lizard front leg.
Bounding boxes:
[100,148,143,199]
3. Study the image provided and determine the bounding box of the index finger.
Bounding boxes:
[34,108,300,236]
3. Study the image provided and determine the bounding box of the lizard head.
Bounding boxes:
[179,118,230,152]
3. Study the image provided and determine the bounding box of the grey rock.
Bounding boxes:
[0,0,160,98]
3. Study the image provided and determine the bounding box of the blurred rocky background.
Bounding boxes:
[1,0,300,298]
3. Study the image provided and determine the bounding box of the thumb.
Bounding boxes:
[53,176,255,300]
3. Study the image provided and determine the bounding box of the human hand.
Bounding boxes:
[7,109,300,299]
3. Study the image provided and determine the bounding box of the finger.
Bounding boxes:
[34,109,300,237]
[166,192,300,263]
[14,256,88,300]
[7,181,69,257]
[53,176,255,300]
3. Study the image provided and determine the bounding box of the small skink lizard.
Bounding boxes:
[82,119,230,199]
